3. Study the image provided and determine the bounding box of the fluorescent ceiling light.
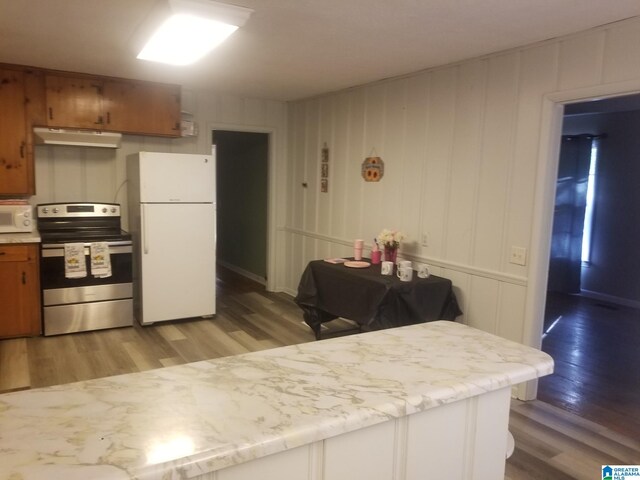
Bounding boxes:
[136,0,252,66]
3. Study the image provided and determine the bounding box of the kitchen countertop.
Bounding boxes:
[0,230,40,244]
[0,321,553,480]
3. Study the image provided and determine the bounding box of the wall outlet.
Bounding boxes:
[421,233,429,247]
[509,246,527,266]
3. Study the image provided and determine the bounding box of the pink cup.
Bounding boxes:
[354,239,364,260]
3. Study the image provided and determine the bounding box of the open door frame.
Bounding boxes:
[521,79,640,400]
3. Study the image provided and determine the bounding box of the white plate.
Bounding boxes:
[344,261,370,268]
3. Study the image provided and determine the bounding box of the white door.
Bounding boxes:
[140,203,216,324]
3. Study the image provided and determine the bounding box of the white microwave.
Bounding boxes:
[0,205,34,233]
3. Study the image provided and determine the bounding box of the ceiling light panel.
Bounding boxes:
[136,0,252,66]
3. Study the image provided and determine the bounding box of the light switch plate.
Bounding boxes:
[510,246,527,266]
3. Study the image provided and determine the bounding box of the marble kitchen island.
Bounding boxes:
[0,321,553,480]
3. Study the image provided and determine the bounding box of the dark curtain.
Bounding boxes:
[547,135,594,294]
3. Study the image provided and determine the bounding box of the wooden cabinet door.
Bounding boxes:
[0,245,41,338]
[103,80,181,136]
[0,69,29,194]
[45,74,104,129]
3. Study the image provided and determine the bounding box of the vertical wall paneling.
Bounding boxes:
[496,283,526,342]
[504,43,559,277]
[345,89,366,241]
[557,30,606,91]
[467,276,500,333]
[602,21,640,83]
[332,92,350,240]
[317,96,334,247]
[303,99,319,235]
[361,83,387,240]
[402,72,429,256]
[379,80,408,242]
[422,67,457,260]
[84,147,116,203]
[444,60,488,265]
[51,146,85,202]
[471,53,519,271]
[290,102,306,231]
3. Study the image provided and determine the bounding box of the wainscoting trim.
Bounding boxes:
[283,227,528,287]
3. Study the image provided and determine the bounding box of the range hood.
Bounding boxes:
[33,127,122,148]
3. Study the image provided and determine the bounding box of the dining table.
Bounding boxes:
[295,258,462,339]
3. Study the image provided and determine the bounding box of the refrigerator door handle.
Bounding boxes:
[142,204,149,254]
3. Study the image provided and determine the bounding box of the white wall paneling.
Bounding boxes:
[284,17,640,401]
[193,387,512,480]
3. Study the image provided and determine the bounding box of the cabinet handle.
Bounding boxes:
[49,107,53,120]
[107,112,111,124]
[22,271,26,285]
[173,121,180,131]
[19,141,25,158]
[96,115,103,125]
[0,251,5,255]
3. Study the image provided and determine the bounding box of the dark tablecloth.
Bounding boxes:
[295,259,462,339]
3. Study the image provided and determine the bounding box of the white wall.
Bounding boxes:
[283,17,640,355]
[32,90,288,288]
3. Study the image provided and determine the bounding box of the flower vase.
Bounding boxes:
[384,246,398,263]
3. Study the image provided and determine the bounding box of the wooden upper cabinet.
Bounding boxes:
[0,68,29,194]
[103,80,181,136]
[44,73,181,137]
[45,74,104,129]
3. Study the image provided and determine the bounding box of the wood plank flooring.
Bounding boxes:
[0,267,638,479]
[538,292,640,439]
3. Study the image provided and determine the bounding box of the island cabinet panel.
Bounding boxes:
[103,80,181,136]
[0,68,29,194]
[209,387,512,480]
[0,244,41,338]
[45,74,105,129]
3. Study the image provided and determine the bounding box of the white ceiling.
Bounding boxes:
[2,1,640,101]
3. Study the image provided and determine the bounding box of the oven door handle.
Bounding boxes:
[142,204,149,254]
[41,245,132,257]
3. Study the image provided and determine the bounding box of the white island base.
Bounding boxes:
[216,386,512,480]
[0,321,553,480]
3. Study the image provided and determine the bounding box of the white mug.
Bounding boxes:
[417,264,430,278]
[381,261,393,275]
[398,266,413,282]
[396,260,412,278]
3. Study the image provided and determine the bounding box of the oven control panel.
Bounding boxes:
[37,203,120,218]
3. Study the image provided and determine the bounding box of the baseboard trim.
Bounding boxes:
[218,261,267,286]
[580,289,640,310]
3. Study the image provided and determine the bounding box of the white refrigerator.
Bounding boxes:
[127,151,216,325]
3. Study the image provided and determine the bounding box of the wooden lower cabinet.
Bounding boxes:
[0,244,41,338]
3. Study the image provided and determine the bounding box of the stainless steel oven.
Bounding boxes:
[37,203,133,336]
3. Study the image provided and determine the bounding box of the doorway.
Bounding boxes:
[213,130,269,283]
[536,94,640,438]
